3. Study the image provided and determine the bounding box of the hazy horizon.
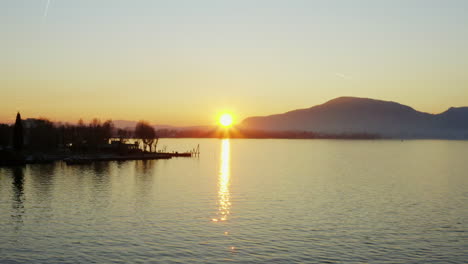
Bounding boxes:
[2,95,467,128]
[2,0,468,125]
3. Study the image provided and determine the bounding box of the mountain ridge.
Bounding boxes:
[240,97,468,139]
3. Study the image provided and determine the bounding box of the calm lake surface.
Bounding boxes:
[1,139,467,263]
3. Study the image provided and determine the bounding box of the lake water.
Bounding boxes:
[1,139,467,263]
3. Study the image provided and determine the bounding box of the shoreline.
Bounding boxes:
[0,152,194,166]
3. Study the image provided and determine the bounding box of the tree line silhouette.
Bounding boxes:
[0,113,380,155]
[0,113,158,153]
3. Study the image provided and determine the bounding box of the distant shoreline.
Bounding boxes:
[155,136,467,140]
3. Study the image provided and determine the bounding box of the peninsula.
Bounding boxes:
[0,113,197,166]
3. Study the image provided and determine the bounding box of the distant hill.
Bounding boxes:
[113,120,138,129]
[240,97,468,139]
[113,120,214,131]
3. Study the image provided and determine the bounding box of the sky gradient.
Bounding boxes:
[1,0,467,125]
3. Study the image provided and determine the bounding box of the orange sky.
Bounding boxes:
[1,1,467,125]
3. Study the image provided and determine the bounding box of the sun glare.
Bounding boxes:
[219,113,233,127]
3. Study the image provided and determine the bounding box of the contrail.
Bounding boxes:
[335,73,351,80]
[43,0,51,17]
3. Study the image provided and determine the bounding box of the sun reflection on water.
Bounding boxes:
[212,139,231,222]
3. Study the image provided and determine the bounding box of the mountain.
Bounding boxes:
[240,97,468,139]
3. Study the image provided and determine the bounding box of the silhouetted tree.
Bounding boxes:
[84,119,114,149]
[27,118,58,150]
[101,120,114,142]
[117,128,132,143]
[54,118,116,152]
[87,118,102,147]
[13,112,23,151]
[0,124,11,148]
[135,121,156,152]
[74,119,86,149]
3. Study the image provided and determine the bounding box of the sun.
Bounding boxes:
[219,113,233,127]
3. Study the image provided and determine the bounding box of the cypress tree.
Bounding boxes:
[13,112,23,151]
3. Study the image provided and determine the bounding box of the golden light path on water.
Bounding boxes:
[212,139,231,223]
